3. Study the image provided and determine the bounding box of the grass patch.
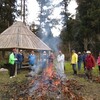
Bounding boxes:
[0,70,28,84]
[0,62,100,100]
[64,61,99,76]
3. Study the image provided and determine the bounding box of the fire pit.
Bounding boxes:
[16,63,84,100]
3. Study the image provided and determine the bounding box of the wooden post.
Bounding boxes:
[15,63,17,76]
[15,49,19,76]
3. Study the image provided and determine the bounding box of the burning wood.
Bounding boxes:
[14,64,82,100]
[11,64,84,100]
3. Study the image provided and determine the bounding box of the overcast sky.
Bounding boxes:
[16,0,77,36]
[27,0,77,23]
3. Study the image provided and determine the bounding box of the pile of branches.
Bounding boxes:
[9,79,84,100]
[12,69,85,100]
[1,65,88,100]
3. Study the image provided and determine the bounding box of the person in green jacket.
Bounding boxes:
[9,49,17,78]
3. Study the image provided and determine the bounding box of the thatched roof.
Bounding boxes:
[0,21,51,50]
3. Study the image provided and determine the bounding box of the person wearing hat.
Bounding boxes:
[85,50,95,80]
[9,48,17,78]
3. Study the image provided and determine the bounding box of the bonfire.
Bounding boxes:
[16,63,84,100]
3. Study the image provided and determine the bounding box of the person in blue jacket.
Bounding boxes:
[28,50,36,70]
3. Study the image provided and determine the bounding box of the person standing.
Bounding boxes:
[41,51,48,69]
[71,50,78,75]
[48,51,55,66]
[77,52,83,71]
[97,52,100,75]
[82,50,87,71]
[28,50,36,70]
[85,51,95,80]
[9,49,17,78]
[57,50,65,74]
[17,50,24,73]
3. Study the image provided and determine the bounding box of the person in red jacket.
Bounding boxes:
[85,51,95,80]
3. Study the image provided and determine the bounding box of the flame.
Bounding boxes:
[54,80,60,86]
[43,63,61,86]
[44,63,53,77]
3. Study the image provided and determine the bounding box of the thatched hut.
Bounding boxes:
[0,21,51,50]
[0,21,51,65]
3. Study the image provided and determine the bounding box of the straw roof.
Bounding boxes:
[0,21,51,50]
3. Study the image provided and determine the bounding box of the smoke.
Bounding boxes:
[44,36,61,52]
[36,0,63,51]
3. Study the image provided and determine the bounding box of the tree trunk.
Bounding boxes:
[23,0,25,24]
[83,38,88,50]
[21,0,22,20]
[68,42,71,58]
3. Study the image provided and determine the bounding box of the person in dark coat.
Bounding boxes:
[48,51,55,66]
[77,52,83,71]
[17,50,24,72]
[82,50,87,71]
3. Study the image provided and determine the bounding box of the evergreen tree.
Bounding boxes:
[0,0,18,33]
[61,0,100,55]
[76,0,100,50]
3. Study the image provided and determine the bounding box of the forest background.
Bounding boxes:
[0,0,100,60]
